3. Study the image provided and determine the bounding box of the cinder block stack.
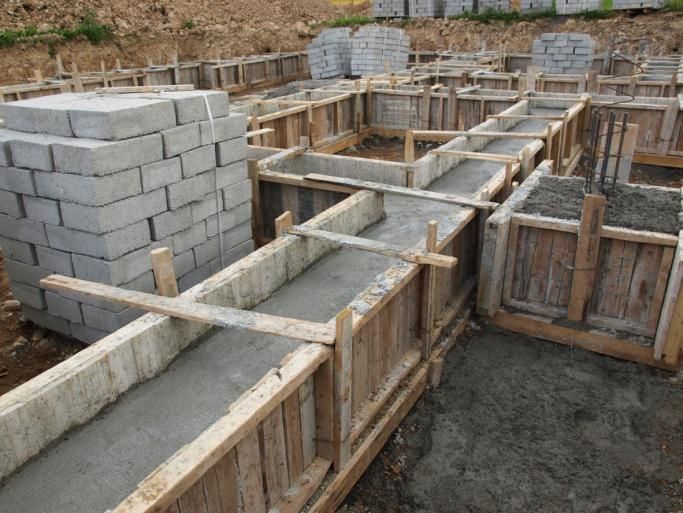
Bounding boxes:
[612,0,662,9]
[350,26,411,76]
[554,0,600,14]
[531,33,595,74]
[477,0,511,11]
[408,0,445,17]
[0,91,253,343]
[519,0,553,12]
[373,0,409,17]
[444,0,475,15]
[307,28,352,79]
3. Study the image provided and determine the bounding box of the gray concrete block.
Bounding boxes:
[172,222,207,255]
[177,261,213,292]
[0,236,36,265]
[132,91,230,125]
[52,134,163,176]
[166,172,215,210]
[72,241,162,286]
[150,206,193,240]
[0,93,84,137]
[181,144,217,180]
[34,168,142,206]
[5,259,51,287]
[222,239,254,268]
[23,196,61,225]
[45,291,83,323]
[0,132,13,167]
[8,132,68,171]
[173,249,196,279]
[10,281,46,309]
[0,166,36,195]
[140,157,183,192]
[81,304,142,332]
[60,270,155,313]
[216,161,248,189]
[69,322,107,344]
[46,220,151,260]
[61,188,167,234]
[161,123,201,158]
[206,202,251,237]
[0,214,47,245]
[0,190,24,218]
[215,137,247,167]
[199,113,247,144]
[219,221,252,253]
[36,246,73,276]
[22,304,71,335]
[221,180,252,209]
[66,96,177,141]
[191,192,222,224]
[193,237,220,267]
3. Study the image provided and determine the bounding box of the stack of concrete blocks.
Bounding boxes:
[372,0,409,17]
[477,0,511,11]
[612,0,664,9]
[531,33,595,74]
[350,26,411,76]
[0,91,252,343]
[444,0,475,15]
[554,0,600,14]
[307,28,352,80]
[408,0,445,17]
[520,0,554,12]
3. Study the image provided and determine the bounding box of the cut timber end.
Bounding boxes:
[275,211,293,238]
[151,247,179,298]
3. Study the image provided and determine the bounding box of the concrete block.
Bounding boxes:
[34,168,142,206]
[0,236,37,265]
[35,246,74,276]
[173,249,196,278]
[53,134,163,176]
[0,132,13,167]
[0,190,24,218]
[0,93,84,137]
[81,304,142,333]
[45,291,83,323]
[219,221,252,253]
[172,222,207,255]
[61,270,155,313]
[22,304,71,335]
[5,259,51,287]
[66,96,176,141]
[193,237,220,267]
[46,220,151,260]
[139,157,181,192]
[191,192,222,223]
[132,91,230,125]
[222,239,254,267]
[177,261,213,292]
[180,145,216,178]
[216,161,248,189]
[23,196,61,225]
[72,242,162,286]
[200,113,247,144]
[61,188,167,234]
[10,282,46,309]
[221,180,252,209]
[540,33,556,41]
[150,206,193,240]
[166,172,215,210]
[0,214,48,245]
[69,322,108,344]
[161,123,201,158]
[8,132,69,171]
[206,202,251,237]
[0,167,36,195]
[215,137,247,167]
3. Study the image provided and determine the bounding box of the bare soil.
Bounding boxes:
[518,175,682,234]
[630,164,683,189]
[344,324,683,513]
[338,135,436,162]
[0,252,83,396]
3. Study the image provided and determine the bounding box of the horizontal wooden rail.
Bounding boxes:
[285,226,458,269]
[304,174,499,211]
[257,146,307,170]
[95,85,194,94]
[432,150,520,163]
[40,275,336,344]
[450,130,547,139]
[246,128,275,139]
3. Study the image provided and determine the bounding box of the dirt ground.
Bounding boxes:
[344,324,683,513]
[338,135,436,162]
[630,164,683,189]
[0,252,82,396]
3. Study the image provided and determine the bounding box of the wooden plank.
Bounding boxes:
[257,146,306,171]
[298,377,316,468]
[633,152,683,169]
[431,150,519,163]
[95,85,194,93]
[445,130,547,139]
[151,247,179,297]
[307,368,428,513]
[41,275,336,344]
[259,170,356,195]
[178,480,208,513]
[266,458,331,513]
[246,128,276,139]
[235,430,267,513]
[285,226,457,269]
[567,194,606,322]
[282,393,304,482]
[262,406,289,506]
[314,358,335,463]
[214,450,240,513]
[655,231,683,362]
[333,308,353,472]
[420,221,438,359]
[303,174,498,211]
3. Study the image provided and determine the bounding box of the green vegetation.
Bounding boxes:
[571,9,615,19]
[182,20,196,30]
[448,8,556,23]
[664,0,683,10]
[325,15,375,27]
[0,11,113,48]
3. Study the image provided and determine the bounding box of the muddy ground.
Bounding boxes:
[344,324,683,513]
[339,136,436,163]
[518,175,682,234]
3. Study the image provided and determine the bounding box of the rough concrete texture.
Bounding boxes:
[518,175,682,234]
[531,33,595,74]
[346,325,683,513]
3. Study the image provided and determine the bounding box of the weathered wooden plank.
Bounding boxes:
[177,481,208,513]
[298,377,316,469]
[214,450,240,513]
[333,308,353,472]
[266,458,331,513]
[262,406,289,507]
[236,430,267,513]
[282,393,304,482]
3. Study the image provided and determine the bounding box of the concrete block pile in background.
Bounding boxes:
[373,0,409,17]
[307,28,352,79]
[519,0,554,13]
[408,0,445,17]
[308,27,410,79]
[611,0,663,9]
[554,0,600,14]
[531,33,595,74]
[477,0,511,11]
[0,91,253,343]
[444,0,475,15]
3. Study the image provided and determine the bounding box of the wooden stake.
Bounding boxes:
[151,247,179,297]
[420,220,438,360]
[333,308,353,472]
[567,194,606,322]
[71,63,84,93]
[275,211,293,238]
[503,161,513,198]
[404,130,415,164]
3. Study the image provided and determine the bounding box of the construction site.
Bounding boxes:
[0,1,681,512]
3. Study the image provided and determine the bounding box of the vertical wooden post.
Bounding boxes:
[526,65,536,93]
[657,97,678,156]
[71,63,84,93]
[404,130,415,164]
[313,358,334,463]
[354,80,362,133]
[151,247,179,297]
[421,85,431,130]
[248,160,263,246]
[33,69,43,82]
[567,194,606,322]
[365,79,373,128]
[249,117,262,146]
[447,86,458,130]
[420,221,438,360]
[274,211,293,238]
[333,308,353,472]
[55,54,65,79]
[502,161,513,198]
[654,230,683,364]
[307,105,315,148]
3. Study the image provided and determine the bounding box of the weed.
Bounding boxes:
[0,11,113,48]
[448,8,556,23]
[325,15,375,27]
[182,20,196,30]
[664,0,683,9]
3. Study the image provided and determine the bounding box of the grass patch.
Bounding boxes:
[664,0,683,9]
[0,11,113,48]
[449,8,556,23]
[570,9,615,19]
[182,20,196,29]
[325,15,375,27]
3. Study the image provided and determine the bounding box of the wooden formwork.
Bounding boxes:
[479,162,683,369]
